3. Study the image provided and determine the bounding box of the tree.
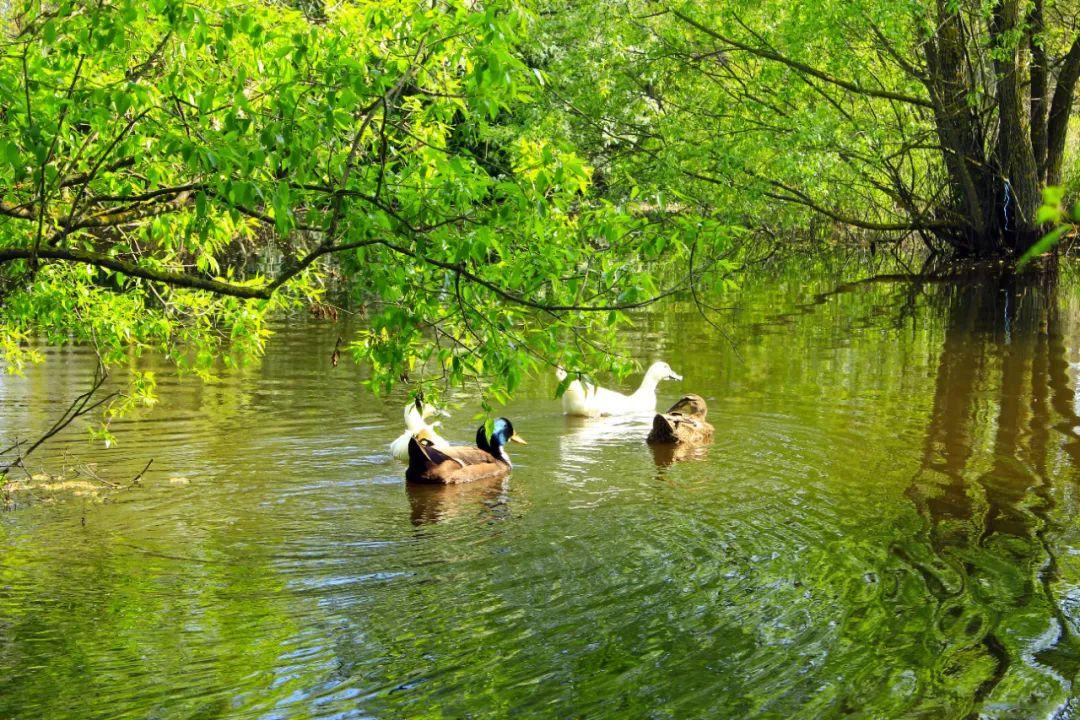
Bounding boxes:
[534,0,1080,258]
[0,0,732,426]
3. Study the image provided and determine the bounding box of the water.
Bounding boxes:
[1,260,1079,719]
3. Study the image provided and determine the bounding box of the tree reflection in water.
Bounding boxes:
[903,266,1080,713]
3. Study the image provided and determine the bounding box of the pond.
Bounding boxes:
[1,258,1079,719]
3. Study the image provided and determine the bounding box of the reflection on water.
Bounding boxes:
[406,477,511,526]
[1,260,1080,719]
[903,267,1080,711]
[649,441,711,468]
[557,414,655,466]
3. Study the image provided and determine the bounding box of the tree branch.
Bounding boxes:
[0,235,388,299]
[668,9,934,109]
[762,178,958,231]
[0,361,116,479]
[0,245,279,297]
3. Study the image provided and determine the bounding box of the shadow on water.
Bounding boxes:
[900,265,1080,714]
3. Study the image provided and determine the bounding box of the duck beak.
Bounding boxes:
[668,372,683,381]
[509,433,528,445]
[437,409,451,418]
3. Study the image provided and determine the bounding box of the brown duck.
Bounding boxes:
[647,394,714,446]
[406,417,526,484]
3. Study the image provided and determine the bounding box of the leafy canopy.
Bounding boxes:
[0,0,732,421]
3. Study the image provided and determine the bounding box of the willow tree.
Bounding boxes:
[0,0,728,432]
[674,0,1080,256]
[532,0,1080,258]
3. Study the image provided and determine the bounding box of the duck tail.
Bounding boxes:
[646,413,679,444]
[407,435,435,472]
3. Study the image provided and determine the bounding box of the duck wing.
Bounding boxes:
[647,413,712,444]
[438,461,511,484]
[407,435,437,469]
[591,385,636,415]
[665,395,708,419]
[428,444,500,467]
[407,437,509,484]
[390,431,412,461]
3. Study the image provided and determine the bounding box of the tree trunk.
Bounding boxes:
[924,0,1073,257]
[1046,36,1080,185]
[1029,0,1049,179]
[919,0,1080,256]
[992,0,1042,254]
[670,3,1080,259]
[923,2,991,254]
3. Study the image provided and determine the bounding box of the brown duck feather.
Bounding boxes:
[647,394,715,446]
[406,437,511,485]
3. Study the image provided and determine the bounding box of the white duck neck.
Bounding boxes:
[631,372,663,399]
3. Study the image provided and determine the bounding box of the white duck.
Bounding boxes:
[555,361,683,417]
[389,400,450,461]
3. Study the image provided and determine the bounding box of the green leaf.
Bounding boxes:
[1017,225,1070,269]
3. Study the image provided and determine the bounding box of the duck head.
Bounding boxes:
[644,361,683,384]
[476,417,527,460]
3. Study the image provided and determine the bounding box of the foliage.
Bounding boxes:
[9,0,1079,448]
[0,0,734,427]
[1018,185,1080,267]
[529,0,1080,256]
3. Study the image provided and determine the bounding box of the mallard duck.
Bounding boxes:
[647,394,714,445]
[389,399,449,461]
[556,362,683,417]
[406,417,526,484]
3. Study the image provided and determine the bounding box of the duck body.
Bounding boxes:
[406,418,526,484]
[556,362,683,417]
[647,394,714,446]
[390,400,449,461]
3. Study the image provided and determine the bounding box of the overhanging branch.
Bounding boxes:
[668,9,934,110]
[0,233,399,299]
[763,182,958,232]
[0,232,718,313]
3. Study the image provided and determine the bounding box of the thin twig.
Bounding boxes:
[131,458,153,485]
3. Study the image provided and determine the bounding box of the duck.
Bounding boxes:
[555,361,683,417]
[406,417,526,484]
[647,394,714,446]
[389,399,449,461]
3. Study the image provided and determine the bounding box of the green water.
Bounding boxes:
[2,261,1079,719]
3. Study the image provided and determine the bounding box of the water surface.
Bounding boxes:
[2,261,1079,719]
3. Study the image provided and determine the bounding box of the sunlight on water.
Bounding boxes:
[2,260,1080,719]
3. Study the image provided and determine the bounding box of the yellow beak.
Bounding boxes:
[510,433,528,445]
